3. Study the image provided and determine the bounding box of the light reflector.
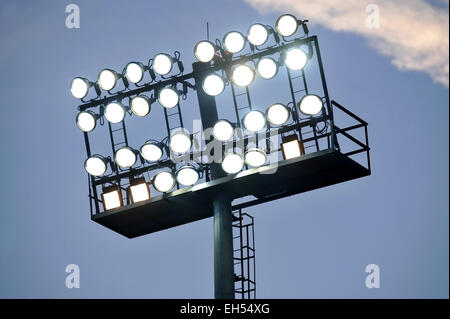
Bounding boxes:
[203,74,225,96]
[222,153,244,174]
[213,120,234,141]
[76,111,97,132]
[276,14,298,37]
[194,41,216,63]
[158,87,179,108]
[285,48,307,71]
[105,102,126,123]
[176,166,199,186]
[130,95,151,117]
[153,53,173,75]
[101,186,123,210]
[232,64,255,87]
[243,110,266,132]
[245,148,267,167]
[223,31,245,54]
[257,57,278,79]
[84,155,107,176]
[71,77,89,99]
[153,171,175,193]
[98,69,118,91]
[114,146,137,169]
[124,62,144,84]
[298,94,323,116]
[169,131,191,154]
[140,141,163,162]
[266,103,290,125]
[129,179,150,203]
[247,23,269,46]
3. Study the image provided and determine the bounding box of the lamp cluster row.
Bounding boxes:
[71,52,183,100]
[194,14,306,63]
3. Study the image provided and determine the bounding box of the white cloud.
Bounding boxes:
[245,0,449,87]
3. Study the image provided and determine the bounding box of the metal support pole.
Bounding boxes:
[193,62,235,299]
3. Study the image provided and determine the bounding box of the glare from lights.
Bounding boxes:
[105,102,126,123]
[222,153,244,174]
[247,23,269,46]
[244,148,267,167]
[130,95,151,117]
[84,155,107,176]
[213,120,234,141]
[140,141,163,162]
[223,31,246,54]
[176,166,199,186]
[266,103,290,126]
[153,171,175,193]
[285,48,307,71]
[203,74,225,96]
[276,14,298,37]
[129,179,150,203]
[281,136,304,160]
[114,146,137,169]
[97,69,118,91]
[124,62,144,84]
[101,187,123,210]
[158,87,179,108]
[194,41,216,63]
[298,94,323,116]
[71,77,90,99]
[243,110,266,132]
[153,53,173,75]
[256,57,278,79]
[169,131,191,154]
[76,111,97,132]
[232,64,255,87]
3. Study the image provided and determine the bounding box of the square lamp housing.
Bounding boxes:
[281,134,305,160]
[129,178,151,203]
[101,185,123,211]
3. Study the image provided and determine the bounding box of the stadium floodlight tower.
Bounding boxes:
[70,14,371,299]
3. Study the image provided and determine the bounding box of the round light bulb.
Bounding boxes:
[125,62,144,84]
[243,110,266,132]
[248,24,269,46]
[98,69,117,91]
[203,74,225,96]
[105,102,126,123]
[266,103,290,125]
[84,155,107,176]
[153,54,173,75]
[223,31,245,54]
[257,58,278,79]
[130,95,151,117]
[285,48,307,70]
[158,87,179,108]
[232,64,255,87]
[114,147,137,169]
[71,77,89,99]
[213,120,234,141]
[153,171,175,193]
[194,41,216,63]
[169,132,191,154]
[245,148,267,167]
[276,14,298,37]
[76,111,97,132]
[222,153,244,174]
[176,166,199,186]
[140,142,163,162]
[298,94,323,116]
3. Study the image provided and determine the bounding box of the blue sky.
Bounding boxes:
[0,0,448,298]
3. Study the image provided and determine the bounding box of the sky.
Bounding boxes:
[0,0,448,298]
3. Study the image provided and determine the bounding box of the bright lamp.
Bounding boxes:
[176,166,199,186]
[153,171,175,193]
[114,146,137,169]
[84,155,107,176]
[298,94,323,116]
